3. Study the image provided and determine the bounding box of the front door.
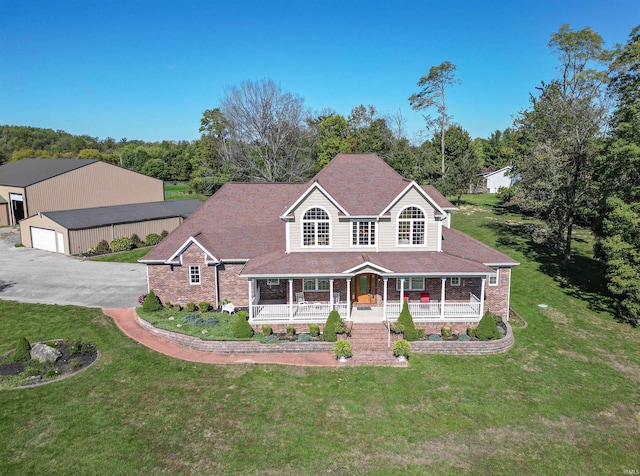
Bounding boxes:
[354,273,376,304]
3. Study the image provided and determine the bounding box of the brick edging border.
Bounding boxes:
[136,316,334,354]
[410,322,514,355]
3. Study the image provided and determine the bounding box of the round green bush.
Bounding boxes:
[392,339,411,357]
[309,324,320,337]
[186,302,197,312]
[142,290,162,312]
[145,233,162,246]
[476,311,502,341]
[12,336,31,362]
[110,236,134,252]
[262,325,272,337]
[198,301,211,312]
[95,239,110,254]
[333,340,352,359]
[130,234,142,247]
[441,325,453,338]
[233,312,254,338]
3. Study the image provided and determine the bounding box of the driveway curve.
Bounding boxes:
[0,228,147,308]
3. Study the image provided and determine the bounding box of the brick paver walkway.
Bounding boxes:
[103,309,340,367]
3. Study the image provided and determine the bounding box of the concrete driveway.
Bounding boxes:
[0,228,147,308]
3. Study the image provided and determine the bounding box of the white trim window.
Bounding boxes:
[397,206,425,245]
[303,278,330,291]
[489,268,499,286]
[351,220,376,246]
[302,207,330,247]
[267,279,280,286]
[396,277,425,291]
[189,265,201,285]
[450,277,460,286]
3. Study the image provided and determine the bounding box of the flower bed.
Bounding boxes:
[409,321,514,355]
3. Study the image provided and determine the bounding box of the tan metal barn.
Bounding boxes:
[20,200,202,255]
[0,158,164,226]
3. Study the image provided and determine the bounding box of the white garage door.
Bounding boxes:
[31,227,58,253]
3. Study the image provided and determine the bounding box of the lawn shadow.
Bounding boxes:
[486,220,615,315]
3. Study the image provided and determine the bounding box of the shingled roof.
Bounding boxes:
[0,158,97,187]
[41,200,202,230]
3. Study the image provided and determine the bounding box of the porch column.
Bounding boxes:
[383,277,388,320]
[248,279,254,322]
[400,278,405,304]
[329,279,334,307]
[479,277,486,318]
[288,279,294,320]
[346,278,351,320]
[440,277,446,319]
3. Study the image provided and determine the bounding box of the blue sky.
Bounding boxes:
[0,1,637,144]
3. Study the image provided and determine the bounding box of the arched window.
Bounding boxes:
[398,206,425,245]
[302,207,330,246]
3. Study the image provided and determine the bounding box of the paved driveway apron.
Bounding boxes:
[0,229,147,308]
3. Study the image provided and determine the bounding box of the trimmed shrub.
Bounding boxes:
[198,301,211,312]
[397,301,419,341]
[95,239,110,254]
[163,301,173,310]
[333,340,352,359]
[233,311,254,338]
[297,333,312,342]
[110,236,134,252]
[262,325,272,337]
[142,290,162,312]
[145,233,162,246]
[286,326,296,337]
[12,337,31,362]
[441,325,453,338]
[130,234,142,247]
[323,310,342,342]
[161,230,169,239]
[172,304,182,311]
[476,311,502,341]
[392,339,411,357]
[309,324,320,337]
[186,302,197,312]
[467,326,477,338]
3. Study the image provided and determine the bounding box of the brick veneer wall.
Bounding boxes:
[485,268,511,319]
[148,243,217,306]
[218,262,249,307]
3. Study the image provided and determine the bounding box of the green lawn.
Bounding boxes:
[164,181,207,201]
[1,194,638,475]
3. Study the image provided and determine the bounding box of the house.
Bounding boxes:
[19,199,202,255]
[471,166,518,194]
[142,154,518,326]
[0,158,164,227]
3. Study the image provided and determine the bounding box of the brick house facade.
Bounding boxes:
[142,154,518,324]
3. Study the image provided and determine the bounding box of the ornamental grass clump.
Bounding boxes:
[392,339,411,358]
[233,311,254,338]
[142,290,162,312]
[333,340,352,359]
[476,311,502,341]
[397,301,419,341]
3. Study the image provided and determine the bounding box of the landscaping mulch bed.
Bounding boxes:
[0,339,98,388]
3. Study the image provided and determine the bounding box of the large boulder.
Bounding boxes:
[30,343,62,363]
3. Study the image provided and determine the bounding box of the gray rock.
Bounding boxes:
[30,343,62,363]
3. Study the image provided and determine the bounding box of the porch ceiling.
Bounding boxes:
[240,249,494,277]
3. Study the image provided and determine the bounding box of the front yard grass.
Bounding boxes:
[0,195,638,474]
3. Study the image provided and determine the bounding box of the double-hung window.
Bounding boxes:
[396,277,424,291]
[352,220,376,246]
[303,278,330,291]
[489,268,499,286]
[398,206,425,245]
[189,265,201,285]
[302,208,330,247]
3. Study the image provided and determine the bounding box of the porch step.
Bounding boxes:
[348,323,393,352]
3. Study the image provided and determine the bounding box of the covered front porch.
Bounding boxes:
[247,274,486,324]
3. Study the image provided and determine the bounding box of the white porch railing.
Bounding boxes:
[250,302,348,323]
[387,295,482,321]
